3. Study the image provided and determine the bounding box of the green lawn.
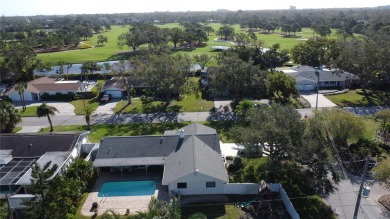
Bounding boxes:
[19,106,39,117]
[361,116,381,140]
[181,204,243,219]
[71,99,100,115]
[38,24,336,66]
[39,121,235,143]
[37,25,129,66]
[114,78,214,114]
[12,127,22,133]
[326,89,390,107]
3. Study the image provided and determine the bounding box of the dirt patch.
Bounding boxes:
[379,194,390,211]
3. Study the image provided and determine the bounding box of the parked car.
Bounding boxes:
[100,94,112,104]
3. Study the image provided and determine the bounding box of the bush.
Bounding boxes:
[40,93,75,101]
[77,42,92,49]
[227,157,244,174]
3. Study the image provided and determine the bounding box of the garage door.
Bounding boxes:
[105,90,123,98]
[297,84,315,91]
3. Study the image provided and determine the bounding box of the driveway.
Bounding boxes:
[213,99,232,111]
[92,100,120,116]
[300,92,337,108]
[15,101,75,115]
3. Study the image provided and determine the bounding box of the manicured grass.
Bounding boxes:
[361,116,381,140]
[40,123,191,142]
[38,24,337,66]
[12,127,22,133]
[326,89,390,107]
[181,204,243,219]
[37,25,129,66]
[114,78,214,114]
[39,121,235,143]
[74,193,91,219]
[71,99,100,115]
[19,106,38,117]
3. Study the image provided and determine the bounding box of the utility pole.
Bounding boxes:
[353,157,369,219]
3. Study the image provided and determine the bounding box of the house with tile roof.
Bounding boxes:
[282,65,359,91]
[93,123,229,195]
[7,77,82,101]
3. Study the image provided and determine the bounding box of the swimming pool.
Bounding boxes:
[98,181,156,197]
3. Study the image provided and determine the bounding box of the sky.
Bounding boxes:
[1,0,389,16]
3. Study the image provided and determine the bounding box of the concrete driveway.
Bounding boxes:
[300,92,337,108]
[93,100,120,115]
[213,99,232,111]
[15,101,75,115]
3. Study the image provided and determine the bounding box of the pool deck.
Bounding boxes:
[81,172,169,216]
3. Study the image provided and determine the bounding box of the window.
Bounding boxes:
[177,182,187,189]
[206,181,216,188]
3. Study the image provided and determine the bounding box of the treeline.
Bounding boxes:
[2,7,390,37]
[0,16,111,51]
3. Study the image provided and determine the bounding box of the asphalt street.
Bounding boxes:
[19,109,317,126]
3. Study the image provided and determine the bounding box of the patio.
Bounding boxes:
[81,172,169,216]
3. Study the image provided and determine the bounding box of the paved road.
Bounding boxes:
[20,115,85,126]
[18,106,384,127]
[325,164,390,219]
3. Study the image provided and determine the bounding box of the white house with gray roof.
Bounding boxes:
[93,123,229,195]
[282,65,359,91]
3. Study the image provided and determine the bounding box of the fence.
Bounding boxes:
[269,183,300,219]
[223,183,258,195]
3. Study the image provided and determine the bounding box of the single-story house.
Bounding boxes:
[282,65,360,91]
[0,132,89,195]
[101,77,155,98]
[7,77,82,101]
[93,123,229,196]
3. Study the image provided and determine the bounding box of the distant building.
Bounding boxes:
[290,6,297,10]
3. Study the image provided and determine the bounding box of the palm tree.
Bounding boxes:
[134,197,179,219]
[65,62,73,80]
[28,161,58,219]
[36,103,59,132]
[0,100,22,133]
[57,61,66,78]
[15,81,27,110]
[235,99,254,119]
[85,106,92,130]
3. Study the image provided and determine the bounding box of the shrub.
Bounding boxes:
[77,42,92,49]
[40,93,75,101]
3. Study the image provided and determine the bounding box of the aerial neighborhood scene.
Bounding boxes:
[1,0,390,218]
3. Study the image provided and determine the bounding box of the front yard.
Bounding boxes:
[71,98,100,115]
[326,89,390,107]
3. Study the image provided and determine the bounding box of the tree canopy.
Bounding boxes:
[0,100,22,133]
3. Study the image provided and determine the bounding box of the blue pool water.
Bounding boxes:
[98,181,156,197]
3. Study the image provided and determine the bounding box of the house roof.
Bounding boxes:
[93,132,221,167]
[0,133,79,186]
[101,77,127,91]
[7,194,36,210]
[102,77,152,91]
[164,123,217,135]
[0,133,79,157]
[162,136,228,185]
[287,65,359,82]
[16,151,70,185]
[8,77,81,94]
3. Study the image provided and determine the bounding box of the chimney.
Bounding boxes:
[179,129,185,139]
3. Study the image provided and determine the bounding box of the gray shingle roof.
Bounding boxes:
[0,133,79,157]
[102,77,127,91]
[93,133,221,167]
[164,123,217,136]
[162,136,228,184]
[290,65,359,82]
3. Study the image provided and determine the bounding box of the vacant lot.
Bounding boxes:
[38,24,336,66]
